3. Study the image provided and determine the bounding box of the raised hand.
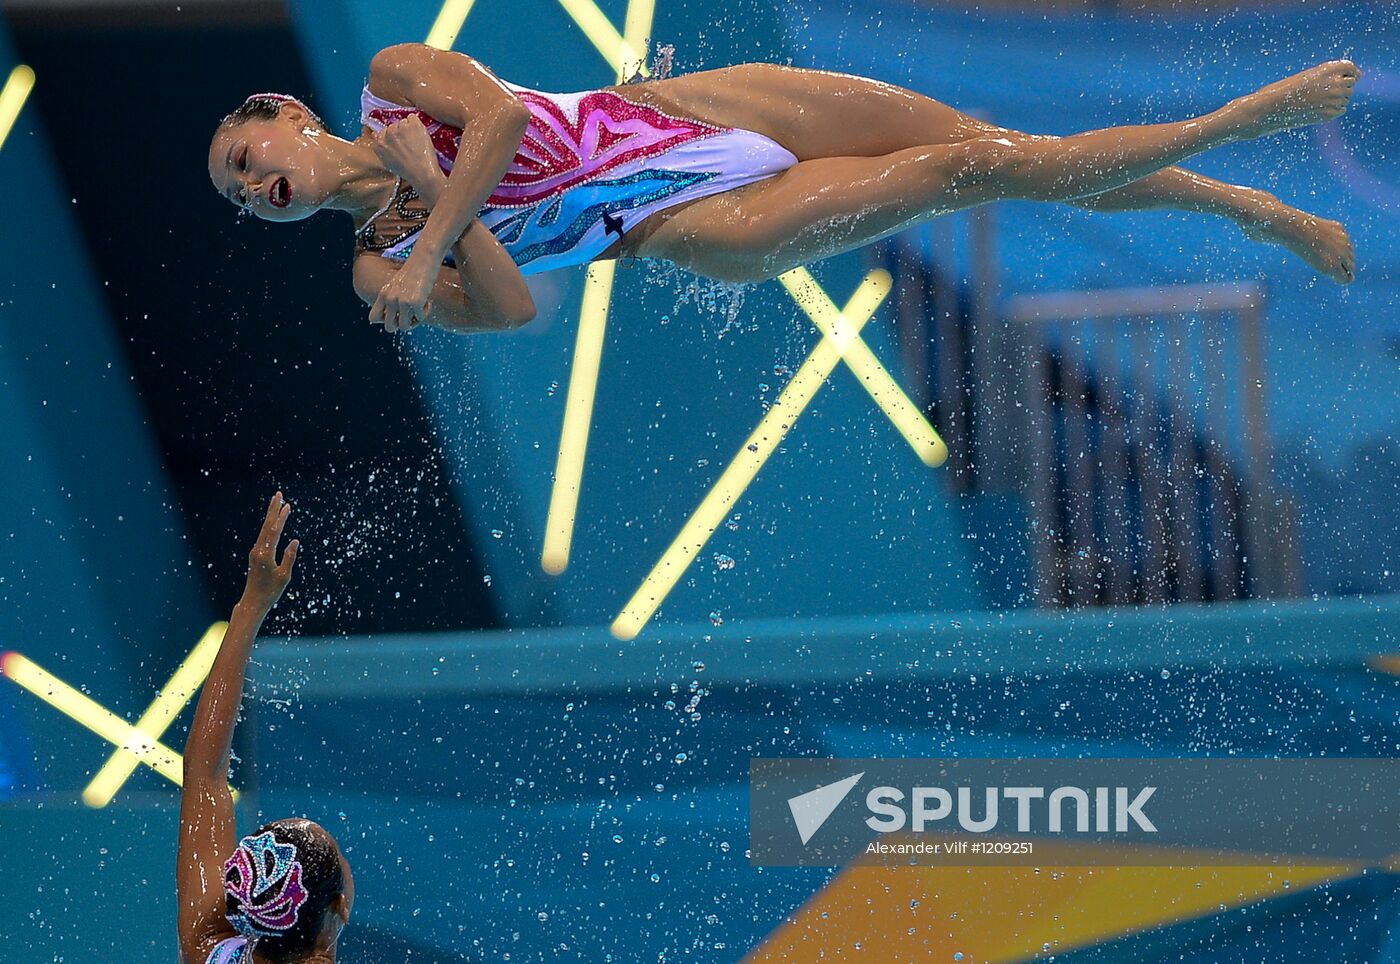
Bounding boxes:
[244,492,300,610]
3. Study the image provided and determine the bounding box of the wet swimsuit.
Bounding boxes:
[356,81,798,275]
[205,937,251,963]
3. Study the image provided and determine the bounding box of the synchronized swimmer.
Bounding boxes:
[177,495,354,964]
[209,44,1359,335]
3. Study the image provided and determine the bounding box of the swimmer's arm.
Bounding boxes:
[411,164,536,329]
[366,115,532,326]
[355,252,535,334]
[369,44,530,278]
[367,112,533,320]
[177,495,299,962]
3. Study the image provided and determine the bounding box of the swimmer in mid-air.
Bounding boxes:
[177,494,354,963]
[209,45,1359,334]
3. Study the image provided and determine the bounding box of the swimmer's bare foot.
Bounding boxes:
[1241,196,1355,283]
[1225,61,1361,139]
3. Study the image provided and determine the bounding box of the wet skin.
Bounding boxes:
[209,52,1359,333]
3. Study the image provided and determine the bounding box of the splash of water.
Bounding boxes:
[639,259,750,338]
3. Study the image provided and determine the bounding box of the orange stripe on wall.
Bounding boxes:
[745,842,1358,962]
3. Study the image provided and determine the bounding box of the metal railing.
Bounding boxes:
[877,208,1001,493]
[879,230,1303,608]
[1006,281,1302,606]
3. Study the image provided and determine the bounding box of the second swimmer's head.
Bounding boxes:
[208,94,334,223]
[223,817,354,961]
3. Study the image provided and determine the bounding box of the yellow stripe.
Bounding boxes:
[425,0,478,49]
[540,0,657,574]
[611,270,892,639]
[543,263,616,574]
[620,0,657,79]
[0,65,35,154]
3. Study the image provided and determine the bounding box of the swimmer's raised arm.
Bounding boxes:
[176,494,299,962]
[367,43,531,325]
[366,114,535,333]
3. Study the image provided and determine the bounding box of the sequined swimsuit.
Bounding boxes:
[355,81,798,276]
[205,937,250,963]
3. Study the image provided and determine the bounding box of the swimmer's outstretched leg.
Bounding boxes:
[1069,168,1355,283]
[634,61,1359,283]
[982,60,1360,204]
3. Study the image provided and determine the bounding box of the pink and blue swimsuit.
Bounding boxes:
[205,937,250,963]
[356,81,798,275]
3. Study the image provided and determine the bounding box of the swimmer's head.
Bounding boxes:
[223,818,354,961]
[209,94,335,222]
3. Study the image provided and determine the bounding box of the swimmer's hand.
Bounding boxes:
[371,114,442,186]
[372,260,435,332]
[242,492,299,612]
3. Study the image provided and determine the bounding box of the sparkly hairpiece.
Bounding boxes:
[247,92,295,104]
[224,831,309,938]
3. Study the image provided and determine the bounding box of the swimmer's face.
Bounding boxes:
[209,103,335,223]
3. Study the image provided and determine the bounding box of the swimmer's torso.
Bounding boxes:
[355,78,797,275]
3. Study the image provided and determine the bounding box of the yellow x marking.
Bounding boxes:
[777,266,947,466]
[612,269,919,639]
[0,65,35,154]
[2,623,236,806]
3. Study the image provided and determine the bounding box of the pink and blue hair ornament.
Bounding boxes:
[224,831,309,937]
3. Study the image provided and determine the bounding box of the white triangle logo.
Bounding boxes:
[787,772,864,845]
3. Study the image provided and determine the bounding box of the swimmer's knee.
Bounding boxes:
[937,135,1048,203]
[946,137,1022,181]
